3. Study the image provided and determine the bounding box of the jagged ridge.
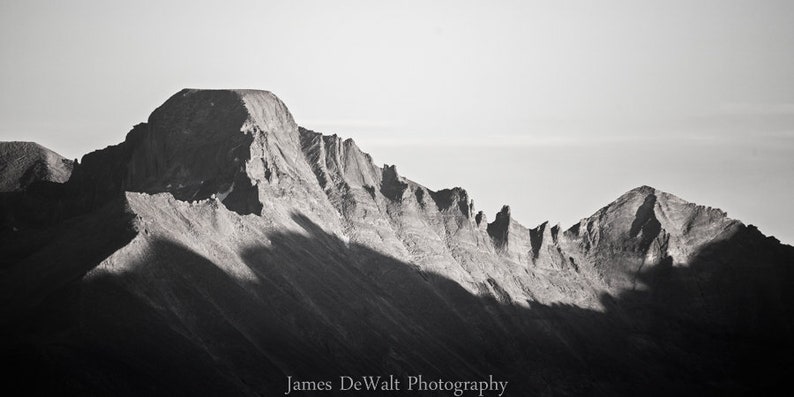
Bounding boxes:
[2,89,792,396]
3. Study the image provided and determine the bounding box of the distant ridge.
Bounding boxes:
[0,141,73,192]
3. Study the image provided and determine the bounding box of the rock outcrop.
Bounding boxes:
[1,89,792,396]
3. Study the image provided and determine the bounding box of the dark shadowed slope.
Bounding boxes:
[0,142,75,233]
[3,195,792,396]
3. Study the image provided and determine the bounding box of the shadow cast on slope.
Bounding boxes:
[606,225,794,396]
[4,213,794,397]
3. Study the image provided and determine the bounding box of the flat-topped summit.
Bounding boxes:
[168,88,297,134]
[68,88,322,216]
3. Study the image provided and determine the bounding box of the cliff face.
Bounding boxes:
[1,89,792,396]
[67,90,339,223]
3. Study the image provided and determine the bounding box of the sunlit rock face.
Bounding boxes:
[1,89,792,396]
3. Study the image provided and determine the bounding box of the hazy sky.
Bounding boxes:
[2,0,793,243]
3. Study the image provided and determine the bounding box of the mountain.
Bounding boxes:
[0,142,75,233]
[0,141,73,192]
[1,89,792,396]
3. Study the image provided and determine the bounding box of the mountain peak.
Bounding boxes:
[157,88,296,135]
[629,184,657,194]
[177,88,278,99]
[486,205,512,248]
[609,185,716,215]
[66,88,316,216]
[571,185,740,266]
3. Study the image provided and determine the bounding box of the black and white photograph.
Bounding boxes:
[1,1,793,396]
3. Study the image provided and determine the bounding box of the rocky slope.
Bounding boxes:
[0,141,73,192]
[1,89,792,396]
[0,142,75,233]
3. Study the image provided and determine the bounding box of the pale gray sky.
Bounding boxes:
[2,0,793,243]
